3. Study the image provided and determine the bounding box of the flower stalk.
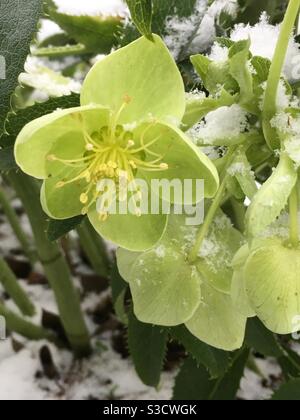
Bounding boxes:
[77,218,111,278]
[0,301,56,342]
[0,185,37,266]
[188,147,237,263]
[262,0,300,149]
[0,257,35,316]
[8,172,91,357]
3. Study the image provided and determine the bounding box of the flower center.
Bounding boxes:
[47,100,168,221]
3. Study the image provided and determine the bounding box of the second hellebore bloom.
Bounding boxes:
[15,35,219,251]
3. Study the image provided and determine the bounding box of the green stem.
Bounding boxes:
[33,44,88,58]
[8,172,91,357]
[188,147,237,263]
[0,185,37,266]
[77,218,111,278]
[0,257,35,316]
[289,185,299,247]
[262,0,300,149]
[0,302,56,342]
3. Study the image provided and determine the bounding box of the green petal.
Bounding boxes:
[116,248,141,283]
[41,171,87,219]
[15,105,110,179]
[129,247,201,326]
[81,35,185,124]
[186,282,247,351]
[88,209,168,252]
[231,271,256,318]
[136,122,219,202]
[244,240,300,334]
[197,212,245,294]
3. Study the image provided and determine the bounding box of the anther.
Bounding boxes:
[80,193,89,204]
[85,143,94,151]
[160,163,169,170]
[129,160,137,169]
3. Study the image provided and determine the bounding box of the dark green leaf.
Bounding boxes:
[245,318,283,358]
[173,356,215,400]
[0,0,44,135]
[126,0,153,39]
[251,56,271,84]
[111,262,128,306]
[211,349,249,400]
[0,147,17,172]
[272,378,300,400]
[47,216,85,241]
[128,309,168,387]
[1,94,80,147]
[173,349,249,400]
[279,347,300,380]
[48,8,123,54]
[171,326,230,378]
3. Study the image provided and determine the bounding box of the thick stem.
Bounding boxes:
[77,219,111,278]
[0,258,35,316]
[262,0,300,149]
[289,185,299,247]
[0,302,56,342]
[8,172,91,357]
[0,185,37,266]
[188,148,237,263]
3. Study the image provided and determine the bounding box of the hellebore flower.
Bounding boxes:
[15,35,218,251]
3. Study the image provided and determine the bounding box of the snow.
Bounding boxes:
[53,0,129,18]
[20,58,81,98]
[163,0,208,60]
[188,104,249,145]
[230,13,300,82]
[189,0,238,54]
[271,111,300,167]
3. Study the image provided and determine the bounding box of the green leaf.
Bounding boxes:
[190,54,212,83]
[182,90,236,130]
[245,318,283,358]
[229,39,254,109]
[111,263,128,324]
[173,349,249,400]
[0,0,43,135]
[123,0,202,60]
[48,8,123,54]
[126,0,153,39]
[246,153,297,237]
[272,379,300,400]
[229,150,258,199]
[128,309,168,387]
[210,349,250,400]
[251,56,271,84]
[0,146,17,172]
[1,94,80,147]
[279,346,300,380]
[171,326,230,379]
[47,216,85,241]
[173,356,216,400]
[81,35,185,125]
